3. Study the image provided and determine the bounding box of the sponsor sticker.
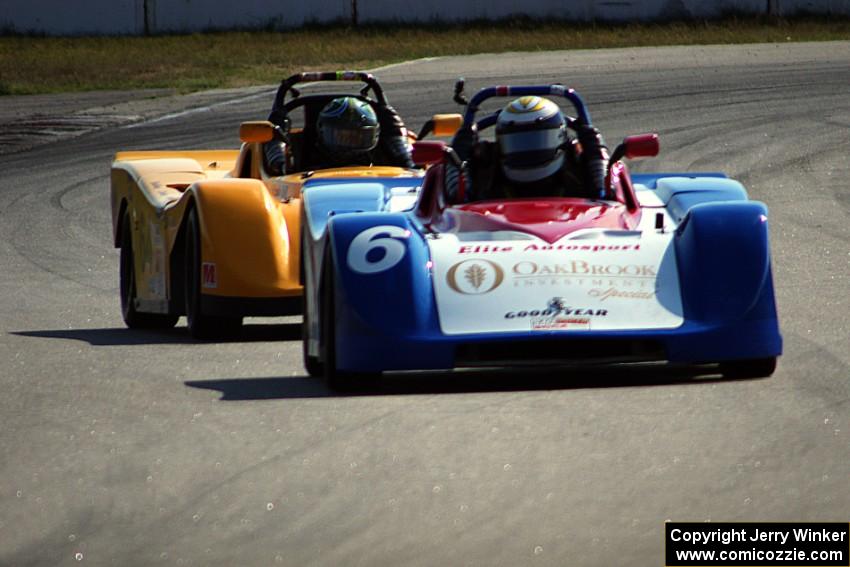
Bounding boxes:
[509,260,658,300]
[202,262,217,288]
[532,317,591,330]
[512,260,656,278]
[446,259,504,295]
[458,243,641,254]
[506,297,606,331]
[588,287,655,301]
[429,234,684,335]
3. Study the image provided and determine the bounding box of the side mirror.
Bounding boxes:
[418,114,464,139]
[432,114,463,137]
[623,133,660,159]
[411,141,447,166]
[239,121,275,143]
[610,133,659,165]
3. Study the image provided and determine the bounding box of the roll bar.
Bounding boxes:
[270,71,387,115]
[461,83,593,128]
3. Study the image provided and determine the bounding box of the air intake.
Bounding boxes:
[455,338,665,367]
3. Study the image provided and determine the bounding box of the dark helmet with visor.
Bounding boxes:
[496,96,567,183]
[316,96,380,157]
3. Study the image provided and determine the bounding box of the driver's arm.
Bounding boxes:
[263,119,290,176]
[445,126,477,203]
[376,103,415,169]
[575,124,610,198]
[263,139,286,176]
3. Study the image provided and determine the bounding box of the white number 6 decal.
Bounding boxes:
[347,225,409,274]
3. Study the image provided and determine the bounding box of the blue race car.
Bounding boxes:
[300,82,782,388]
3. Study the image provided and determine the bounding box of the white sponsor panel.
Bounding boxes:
[429,232,683,335]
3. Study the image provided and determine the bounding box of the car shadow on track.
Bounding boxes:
[11,323,302,345]
[186,365,769,401]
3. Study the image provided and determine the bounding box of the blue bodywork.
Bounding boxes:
[302,173,782,373]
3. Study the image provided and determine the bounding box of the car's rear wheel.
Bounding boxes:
[319,249,378,391]
[720,357,777,379]
[119,211,178,329]
[184,208,242,340]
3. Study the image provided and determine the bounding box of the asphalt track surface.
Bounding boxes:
[1,43,848,566]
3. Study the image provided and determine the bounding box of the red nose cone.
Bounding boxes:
[456,198,634,243]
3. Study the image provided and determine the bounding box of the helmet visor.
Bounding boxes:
[498,128,564,156]
[324,126,379,152]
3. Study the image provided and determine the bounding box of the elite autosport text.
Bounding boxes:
[458,243,642,254]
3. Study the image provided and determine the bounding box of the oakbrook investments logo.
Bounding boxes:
[446,259,505,294]
[509,260,658,299]
[512,260,657,277]
[445,259,660,297]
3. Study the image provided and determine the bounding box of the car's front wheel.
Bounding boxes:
[301,229,324,377]
[302,294,324,377]
[319,249,378,391]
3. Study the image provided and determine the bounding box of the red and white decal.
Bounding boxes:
[202,262,217,288]
[532,317,591,331]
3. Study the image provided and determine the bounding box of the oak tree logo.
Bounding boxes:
[446,259,504,295]
[464,263,487,290]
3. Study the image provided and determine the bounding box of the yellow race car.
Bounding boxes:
[110,71,459,338]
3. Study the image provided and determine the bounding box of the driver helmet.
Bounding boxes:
[496,96,567,183]
[316,96,380,158]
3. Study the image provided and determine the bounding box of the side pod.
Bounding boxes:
[674,201,780,336]
[189,179,300,298]
[325,213,443,372]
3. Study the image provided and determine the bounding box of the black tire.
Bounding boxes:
[119,211,178,330]
[184,208,242,340]
[720,357,777,379]
[320,250,378,391]
[300,227,323,377]
[302,293,324,377]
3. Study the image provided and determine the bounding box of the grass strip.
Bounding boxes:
[2,16,849,95]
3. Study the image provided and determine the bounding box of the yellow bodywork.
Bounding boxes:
[110,141,417,313]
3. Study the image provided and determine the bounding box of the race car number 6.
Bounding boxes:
[347,225,409,274]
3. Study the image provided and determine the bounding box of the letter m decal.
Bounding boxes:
[202,263,217,288]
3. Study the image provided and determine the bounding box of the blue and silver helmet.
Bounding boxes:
[496,96,567,183]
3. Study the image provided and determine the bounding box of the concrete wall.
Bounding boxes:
[0,0,352,35]
[145,0,351,34]
[2,0,848,36]
[1,0,144,35]
[355,0,769,23]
